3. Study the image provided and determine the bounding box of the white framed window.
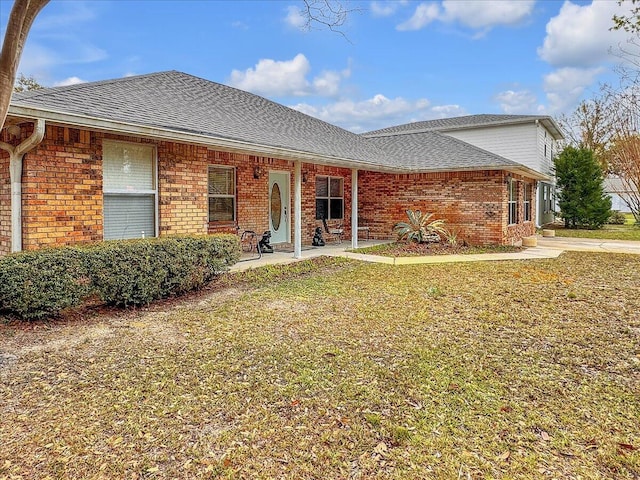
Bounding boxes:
[315,176,344,220]
[208,165,236,222]
[524,183,532,222]
[103,140,157,240]
[508,178,517,225]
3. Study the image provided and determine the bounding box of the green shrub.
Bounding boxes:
[0,248,91,320]
[607,211,627,225]
[0,235,240,318]
[84,235,240,307]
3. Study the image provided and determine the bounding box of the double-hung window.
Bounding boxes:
[315,176,344,220]
[103,141,157,240]
[524,183,532,222]
[208,166,236,222]
[508,178,518,225]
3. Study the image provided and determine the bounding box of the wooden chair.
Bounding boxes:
[322,217,344,244]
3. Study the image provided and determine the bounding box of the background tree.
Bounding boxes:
[13,73,43,92]
[612,0,640,33]
[556,97,613,170]
[0,0,50,130]
[555,146,612,229]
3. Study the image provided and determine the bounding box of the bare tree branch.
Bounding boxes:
[300,0,361,41]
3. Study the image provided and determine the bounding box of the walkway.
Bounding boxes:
[228,235,640,272]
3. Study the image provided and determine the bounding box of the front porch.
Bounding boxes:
[230,239,386,272]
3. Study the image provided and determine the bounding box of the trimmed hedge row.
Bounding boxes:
[0,235,240,320]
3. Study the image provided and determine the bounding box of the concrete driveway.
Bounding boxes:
[537,236,640,255]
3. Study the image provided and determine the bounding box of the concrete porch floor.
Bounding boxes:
[227,234,640,272]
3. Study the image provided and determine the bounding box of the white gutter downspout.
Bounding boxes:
[0,119,45,252]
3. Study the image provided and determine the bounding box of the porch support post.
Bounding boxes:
[293,160,302,259]
[0,119,45,253]
[351,168,358,250]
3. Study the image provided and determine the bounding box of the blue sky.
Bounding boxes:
[0,0,635,132]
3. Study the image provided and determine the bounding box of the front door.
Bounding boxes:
[269,171,290,244]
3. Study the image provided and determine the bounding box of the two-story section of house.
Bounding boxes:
[364,115,564,226]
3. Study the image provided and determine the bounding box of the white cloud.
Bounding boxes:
[228,54,349,98]
[542,67,604,114]
[229,54,311,96]
[440,0,535,29]
[285,5,307,29]
[290,94,462,133]
[53,76,87,87]
[371,1,404,17]
[231,20,249,30]
[494,89,539,114]
[32,1,96,30]
[397,3,440,31]
[19,43,107,74]
[397,0,534,32]
[538,0,631,67]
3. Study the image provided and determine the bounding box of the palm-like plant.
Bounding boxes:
[393,210,447,243]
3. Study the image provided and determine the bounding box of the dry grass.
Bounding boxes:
[1,252,639,479]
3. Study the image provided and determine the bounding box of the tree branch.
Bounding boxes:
[0,0,50,130]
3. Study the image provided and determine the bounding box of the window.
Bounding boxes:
[524,183,532,222]
[542,183,554,214]
[103,141,156,240]
[508,178,517,225]
[315,176,344,220]
[208,166,235,222]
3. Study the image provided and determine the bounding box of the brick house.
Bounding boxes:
[0,71,563,256]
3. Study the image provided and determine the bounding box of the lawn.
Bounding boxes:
[551,214,640,241]
[1,253,639,479]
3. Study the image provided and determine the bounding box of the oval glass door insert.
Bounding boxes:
[271,183,282,231]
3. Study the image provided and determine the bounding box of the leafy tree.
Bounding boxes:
[555,146,612,229]
[612,0,640,33]
[13,73,43,92]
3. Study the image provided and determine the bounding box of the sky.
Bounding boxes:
[0,0,636,133]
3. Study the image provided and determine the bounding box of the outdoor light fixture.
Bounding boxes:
[253,166,261,179]
[302,171,308,183]
[6,124,20,138]
[505,173,512,184]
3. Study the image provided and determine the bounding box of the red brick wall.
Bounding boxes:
[11,125,356,251]
[358,170,535,245]
[157,142,209,236]
[22,126,103,250]
[7,123,535,252]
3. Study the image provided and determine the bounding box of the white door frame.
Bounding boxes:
[268,170,290,244]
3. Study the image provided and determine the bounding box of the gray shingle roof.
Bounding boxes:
[366,131,521,170]
[11,71,390,170]
[364,114,563,140]
[9,71,544,176]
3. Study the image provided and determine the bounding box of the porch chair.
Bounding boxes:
[357,218,370,240]
[322,217,344,244]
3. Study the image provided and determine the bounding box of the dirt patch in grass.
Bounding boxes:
[1,252,639,479]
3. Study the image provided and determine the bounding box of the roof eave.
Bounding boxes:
[8,105,408,174]
[408,164,550,181]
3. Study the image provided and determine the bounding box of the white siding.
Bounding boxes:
[444,123,553,176]
[535,124,555,177]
